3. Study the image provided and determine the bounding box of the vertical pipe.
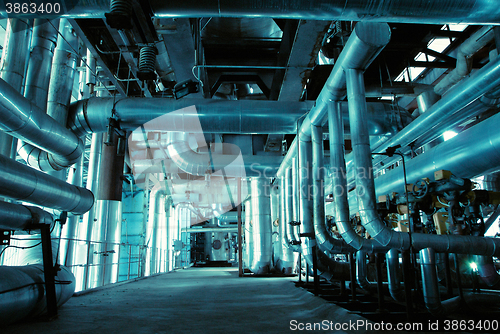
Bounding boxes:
[237,177,243,276]
[279,176,294,273]
[298,135,315,267]
[420,248,443,315]
[285,166,300,249]
[92,134,124,286]
[244,199,253,270]
[0,18,31,158]
[250,177,272,274]
[386,249,405,302]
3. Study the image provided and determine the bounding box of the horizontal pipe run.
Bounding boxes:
[69,98,402,136]
[14,1,500,24]
[0,201,53,231]
[182,227,239,233]
[0,154,94,214]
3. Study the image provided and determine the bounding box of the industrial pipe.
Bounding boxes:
[0,264,75,325]
[284,166,300,251]
[70,97,402,137]
[348,68,500,257]
[278,176,294,274]
[386,249,405,302]
[0,154,94,214]
[276,21,392,178]
[250,177,272,274]
[0,201,53,231]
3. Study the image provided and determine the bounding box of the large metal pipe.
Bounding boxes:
[0,18,31,158]
[311,123,353,255]
[278,176,294,274]
[244,199,253,269]
[276,22,392,178]
[147,187,168,275]
[0,264,75,325]
[356,250,375,291]
[434,26,495,96]
[327,101,386,253]
[0,201,53,231]
[0,154,94,214]
[420,248,446,316]
[347,68,500,257]
[298,134,315,266]
[250,177,272,274]
[386,249,405,302]
[284,166,300,251]
[0,75,84,171]
[69,98,401,137]
[2,1,500,24]
[371,53,500,170]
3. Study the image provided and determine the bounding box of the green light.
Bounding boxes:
[470,262,478,272]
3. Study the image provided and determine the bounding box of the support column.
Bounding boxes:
[91,133,125,287]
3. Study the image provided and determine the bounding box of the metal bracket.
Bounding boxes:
[0,229,11,246]
[289,221,301,226]
[290,240,301,245]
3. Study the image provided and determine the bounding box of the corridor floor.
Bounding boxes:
[6,267,378,334]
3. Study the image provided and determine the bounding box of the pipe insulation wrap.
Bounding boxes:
[0,154,94,214]
[0,264,75,325]
[250,177,272,274]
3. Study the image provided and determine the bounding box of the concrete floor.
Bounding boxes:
[5,267,385,334]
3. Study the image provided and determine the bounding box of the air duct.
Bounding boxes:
[250,177,272,274]
[0,154,94,214]
[0,264,75,325]
[276,22,392,178]
[347,68,500,257]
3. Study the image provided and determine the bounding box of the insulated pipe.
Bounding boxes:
[0,264,75,325]
[473,255,500,287]
[0,154,94,214]
[47,19,79,125]
[434,26,495,96]
[284,166,300,251]
[147,187,168,275]
[2,1,500,24]
[69,98,401,136]
[279,176,294,274]
[250,177,272,274]
[244,199,253,269]
[165,132,245,177]
[327,101,387,253]
[386,249,405,302]
[420,248,446,316]
[276,22,392,178]
[298,134,315,266]
[371,53,500,170]
[0,76,84,171]
[0,18,31,158]
[24,18,58,109]
[0,201,53,231]
[183,227,238,233]
[311,123,354,255]
[348,68,500,257]
[356,250,375,291]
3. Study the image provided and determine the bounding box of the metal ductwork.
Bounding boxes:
[348,68,500,257]
[276,21,392,178]
[0,76,84,171]
[0,201,53,231]
[0,264,75,325]
[250,177,272,274]
[0,154,94,214]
